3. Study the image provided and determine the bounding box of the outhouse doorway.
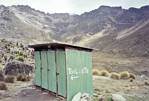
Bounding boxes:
[34,49,67,97]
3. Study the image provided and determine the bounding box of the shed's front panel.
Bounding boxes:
[66,49,93,101]
[47,50,57,93]
[34,51,42,86]
[56,49,67,97]
[41,51,49,89]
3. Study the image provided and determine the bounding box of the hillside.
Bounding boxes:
[0,38,32,70]
[0,5,149,56]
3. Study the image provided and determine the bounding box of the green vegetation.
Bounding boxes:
[16,56,25,62]
[0,39,32,70]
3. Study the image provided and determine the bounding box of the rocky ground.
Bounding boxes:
[0,38,33,71]
[93,76,149,101]
[0,39,149,101]
[0,79,65,101]
[0,75,149,101]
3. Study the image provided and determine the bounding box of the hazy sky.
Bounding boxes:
[0,0,149,14]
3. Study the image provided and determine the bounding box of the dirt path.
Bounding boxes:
[2,88,62,101]
[0,81,65,101]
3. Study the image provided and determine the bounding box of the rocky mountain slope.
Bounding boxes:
[0,38,32,70]
[0,5,149,56]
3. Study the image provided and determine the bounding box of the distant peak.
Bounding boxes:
[140,5,149,10]
[99,5,122,10]
[12,5,32,9]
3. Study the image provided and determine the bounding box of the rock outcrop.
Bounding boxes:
[4,61,34,76]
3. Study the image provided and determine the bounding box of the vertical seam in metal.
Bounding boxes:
[64,48,67,99]
[46,50,49,90]
[55,49,58,97]
[39,51,42,87]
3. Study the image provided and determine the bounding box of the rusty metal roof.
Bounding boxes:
[28,42,94,51]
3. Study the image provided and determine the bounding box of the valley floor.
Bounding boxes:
[0,76,149,101]
[0,52,149,101]
[93,76,149,101]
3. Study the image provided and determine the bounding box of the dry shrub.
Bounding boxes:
[129,78,134,82]
[5,76,15,83]
[129,73,136,79]
[110,72,120,80]
[100,70,110,77]
[16,74,23,81]
[92,69,100,76]
[120,71,130,79]
[144,81,149,86]
[17,74,31,82]
[0,82,8,90]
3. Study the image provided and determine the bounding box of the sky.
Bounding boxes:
[0,0,149,14]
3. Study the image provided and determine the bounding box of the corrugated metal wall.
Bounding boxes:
[66,49,93,101]
[56,49,67,97]
[34,48,93,101]
[34,51,42,86]
[47,50,57,92]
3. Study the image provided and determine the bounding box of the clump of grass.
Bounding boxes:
[92,69,100,76]
[0,82,8,90]
[16,56,24,62]
[129,73,136,79]
[4,76,15,83]
[129,78,134,82]
[110,72,120,80]
[100,70,110,77]
[120,71,130,79]
[17,74,31,82]
[144,81,149,86]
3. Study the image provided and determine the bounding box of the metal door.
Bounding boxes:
[34,51,42,86]
[41,51,48,89]
[56,49,67,97]
[47,50,57,93]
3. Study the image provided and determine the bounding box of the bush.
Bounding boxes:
[129,73,136,79]
[5,76,15,83]
[92,69,100,76]
[17,74,31,82]
[100,70,110,77]
[144,81,149,86]
[110,72,120,80]
[16,74,23,81]
[0,82,8,90]
[16,56,24,62]
[120,71,130,79]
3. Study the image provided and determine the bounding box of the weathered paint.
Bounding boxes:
[33,46,93,101]
[66,49,93,101]
[47,50,57,92]
[56,49,67,97]
[34,51,42,86]
[41,51,48,89]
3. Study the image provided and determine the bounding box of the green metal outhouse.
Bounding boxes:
[29,42,93,101]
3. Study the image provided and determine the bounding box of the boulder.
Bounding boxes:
[112,94,126,101]
[3,61,34,76]
[80,93,91,101]
[72,92,81,101]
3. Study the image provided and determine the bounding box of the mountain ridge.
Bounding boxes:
[0,5,149,56]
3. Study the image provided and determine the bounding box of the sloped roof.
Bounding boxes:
[28,42,94,51]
